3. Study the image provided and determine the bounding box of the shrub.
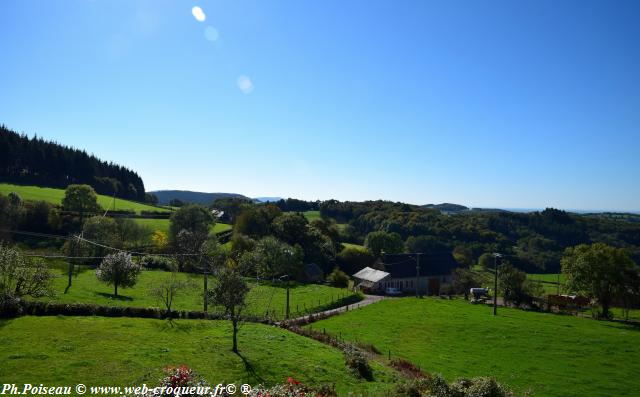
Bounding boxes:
[139,255,176,271]
[249,378,336,397]
[0,244,54,302]
[393,377,432,397]
[343,345,373,381]
[395,374,514,397]
[134,365,210,397]
[140,210,171,217]
[449,376,514,397]
[327,267,349,288]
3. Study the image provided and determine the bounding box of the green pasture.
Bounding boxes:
[303,211,321,221]
[0,316,396,395]
[0,183,169,214]
[39,268,358,320]
[308,297,640,397]
[131,218,232,235]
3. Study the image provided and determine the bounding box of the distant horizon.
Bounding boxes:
[148,187,640,214]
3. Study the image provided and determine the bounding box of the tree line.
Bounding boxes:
[319,200,640,273]
[0,125,146,201]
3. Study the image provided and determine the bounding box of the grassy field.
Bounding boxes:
[0,316,397,395]
[308,297,640,397]
[0,183,169,214]
[303,211,321,221]
[40,268,357,320]
[527,273,567,284]
[132,218,232,235]
[341,242,367,251]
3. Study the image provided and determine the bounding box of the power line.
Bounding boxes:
[1,228,197,257]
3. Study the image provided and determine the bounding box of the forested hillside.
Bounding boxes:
[150,190,250,205]
[320,200,640,273]
[0,125,145,201]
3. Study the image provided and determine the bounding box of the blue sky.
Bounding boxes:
[1,1,639,211]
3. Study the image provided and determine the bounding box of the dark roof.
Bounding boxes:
[383,253,458,278]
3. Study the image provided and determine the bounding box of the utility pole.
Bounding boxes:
[280,275,291,319]
[493,253,502,316]
[203,255,208,313]
[415,253,421,298]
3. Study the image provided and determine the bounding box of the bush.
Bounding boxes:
[140,210,171,218]
[134,365,210,397]
[394,374,514,397]
[336,246,375,274]
[139,255,177,271]
[0,244,55,302]
[449,376,514,397]
[327,267,349,288]
[249,378,336,397]
[343,345,373,381]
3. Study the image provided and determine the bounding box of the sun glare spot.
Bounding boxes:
[191,6,206,22]
[204,26,219,42]
[237,75,254,94]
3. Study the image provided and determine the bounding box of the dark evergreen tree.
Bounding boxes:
[0,125,146,201]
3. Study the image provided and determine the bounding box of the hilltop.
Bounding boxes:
[150,190,251,206]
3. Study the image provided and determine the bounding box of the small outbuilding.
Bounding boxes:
[352,267,391,292]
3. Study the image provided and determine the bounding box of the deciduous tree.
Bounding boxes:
[62,184,101,222]
[364,231,403,257]
[207,268,249,353]
[95,252,140,297]
[561,243,640,319]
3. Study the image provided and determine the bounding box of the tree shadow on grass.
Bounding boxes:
[95,292,133,301]
[0,319,13,330]
[235,351,265,384]
[152,319,207,333]
[602,319,640,332]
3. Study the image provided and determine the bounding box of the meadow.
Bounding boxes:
[41,268,358,320]
[0,316,397,395]
[0,183,169,214]
[341,242,366,250]
[131,218,232,235]
[308,297,640,397]
[303,211,321,221]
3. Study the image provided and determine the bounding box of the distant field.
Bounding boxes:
[527,273,567,284]
[303,210,321,221]
[527,273,566,295]
[0,316,396,395]
[0,183,169,214]
[308,297,640,397]
[132,218,232,235]
[341,242,366,251]
[39,269,357,320]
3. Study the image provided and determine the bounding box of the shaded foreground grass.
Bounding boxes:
[0,183,169,214]
[308,297,640,397]
[0,316,397,395]
[41,269,358,320]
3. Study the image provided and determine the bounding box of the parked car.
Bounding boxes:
[469,287,489,303]
[385,287,402,296]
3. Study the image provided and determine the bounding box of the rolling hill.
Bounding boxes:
[150,190,251,206]
[0,183,169,214]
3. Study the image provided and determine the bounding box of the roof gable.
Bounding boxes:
[353,267,390,283]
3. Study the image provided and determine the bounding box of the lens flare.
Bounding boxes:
[191,6,206,22]
[237,75,254,94]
